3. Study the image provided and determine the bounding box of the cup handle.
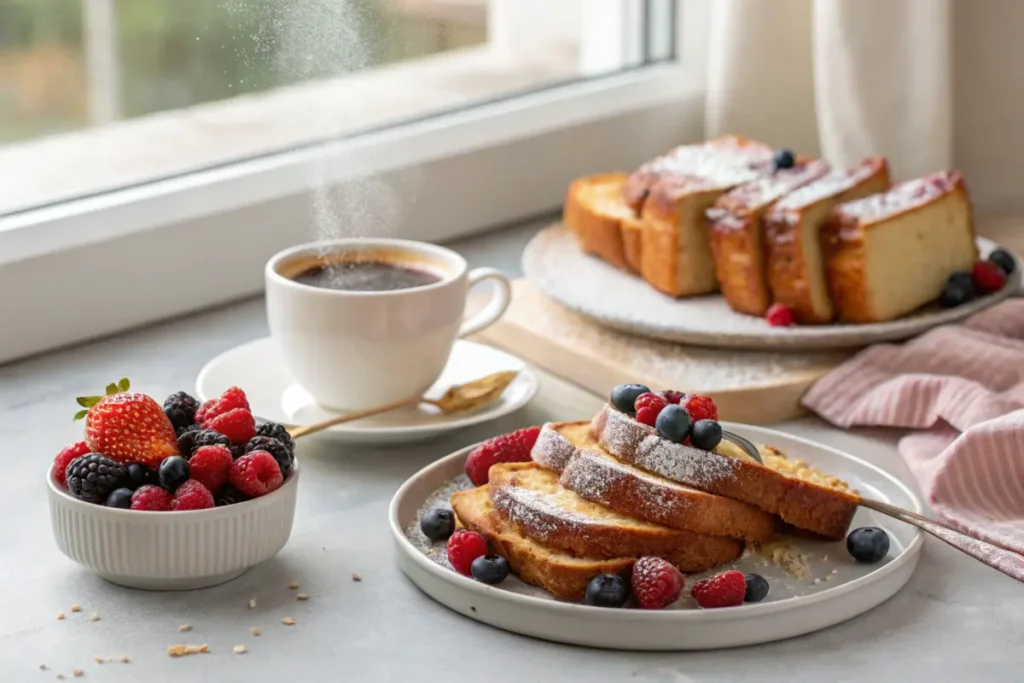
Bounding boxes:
[459,268,512,338]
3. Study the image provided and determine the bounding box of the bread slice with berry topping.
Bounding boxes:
[764,157,892,324]
[707,159,832,316]
[823,170,979,323]
[590,405,858,540]
[488,461,743,566]
[450,485,638,601]
[531,421,776,543]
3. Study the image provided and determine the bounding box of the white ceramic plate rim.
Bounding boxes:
[46,460,300,518]
[523,229,1021,351]
[389,422,924,623]
[195,338,539,437]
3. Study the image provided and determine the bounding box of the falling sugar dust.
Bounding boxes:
[223,0,424,247]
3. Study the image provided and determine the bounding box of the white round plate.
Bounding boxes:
[523,226,1021,350]
[196,338,538,445]
[390,423,923,650]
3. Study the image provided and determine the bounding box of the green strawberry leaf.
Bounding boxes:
[118,377,130,391]
[76,396,101,408]
[105,383,119,395]
[73,409,89,421]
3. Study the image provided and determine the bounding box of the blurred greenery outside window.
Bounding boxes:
[0,0,487,144]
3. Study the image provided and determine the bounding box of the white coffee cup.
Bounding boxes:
[265,237,511,411]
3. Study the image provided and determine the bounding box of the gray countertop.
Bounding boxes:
[2,219,1021,682]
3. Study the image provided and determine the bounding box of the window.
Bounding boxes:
[0,0,705,363]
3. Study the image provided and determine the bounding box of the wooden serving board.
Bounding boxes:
[473,279,853,425]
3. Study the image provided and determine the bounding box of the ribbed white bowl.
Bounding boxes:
[47,464,299,590]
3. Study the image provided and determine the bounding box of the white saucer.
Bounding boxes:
[390,423,924,650]
[524,225,1021,350]
[196,338,538,445]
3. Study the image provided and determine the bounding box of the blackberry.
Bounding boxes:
[163,391,200,431]
[255,422,295,450]
[230,444,246,459]
[215,485,250,507]
[245,436,294,477]
[176,424,203,456]
[180,429,231,459]
[66,454,126,504]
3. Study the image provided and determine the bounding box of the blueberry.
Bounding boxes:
[585,573,629,608]
[773,149,795,170]
[420,508,456,541]
[655,404,692,443]
[988,248,1016,275]
[610,384,651,414]
[743,573,770,602]
[105,488,134,509]
[939,272,974,308]
[690,419,723,451]
[126,463,157,490]
[470,554,510,585]
[158,456,190,493]
[846,526,890,563]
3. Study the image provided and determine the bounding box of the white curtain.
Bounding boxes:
[703,0,953,187]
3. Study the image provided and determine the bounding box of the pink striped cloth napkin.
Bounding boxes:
[802,299,1024,579]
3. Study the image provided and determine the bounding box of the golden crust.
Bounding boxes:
[823,171,978,323]
[488,462,743,565]
[708,160,831,316]
[563,173,633,270]
[620,214,645,274]
[765,158,892,324]
[591,406,859,541]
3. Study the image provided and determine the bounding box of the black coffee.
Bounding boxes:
[292,261,442,292]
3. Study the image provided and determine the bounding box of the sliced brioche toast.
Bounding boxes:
[450,485,636,601]
[590,406,858,540]
[563,173,636,270]
[532,422,776,543]
[488,462,742,567]
[764,158,891,323]
[823,170,979,323]
[707,159,832,316]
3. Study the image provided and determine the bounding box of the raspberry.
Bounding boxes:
[196,386,251,423]
[53,441,91,487]
[660,390,685,405]
[188,445,234,492]
[633,393,667,427]
[765,303,795,327]
[162,391,200,431]
[245,436,294,477]
[130,484,173,511]
[194,399,218,424]
[631,556,684,609]
[464,426,541,486]
[446,530,489,576]
[972,260,1007,295]
[170,480,215,511]
[692,570,747,608]
[229,451,284,498]
[681,394,718,423]
[205,408,257,444]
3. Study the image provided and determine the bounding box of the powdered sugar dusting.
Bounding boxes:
[403,475,473,569]
[594,408,736,488]
[530,426,578,473]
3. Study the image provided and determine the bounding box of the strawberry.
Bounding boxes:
[464,426,541,486]
[75,378,180,468]
[692,570,747,608]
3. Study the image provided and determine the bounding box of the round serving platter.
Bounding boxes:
[389,423,923,651]
[522,225,1021,351]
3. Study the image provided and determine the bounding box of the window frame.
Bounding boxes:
[0,0,709,364]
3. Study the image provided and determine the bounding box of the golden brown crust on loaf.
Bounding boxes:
[563,173,633,270]
[765,158,892,324]
[591,406,858,540]
[451,486,635,601]
[708,160,832,317]
[620,214,645,274]
[531,422,776,543]
[822,171,978,323]
[488,462,743,566]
